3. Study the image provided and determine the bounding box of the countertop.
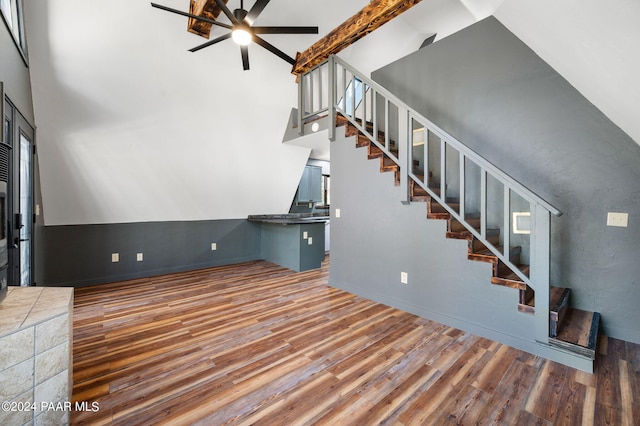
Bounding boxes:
[247,213,330,225]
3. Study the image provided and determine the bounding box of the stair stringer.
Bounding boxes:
[329,120,595,373]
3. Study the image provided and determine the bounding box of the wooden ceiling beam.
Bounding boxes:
[187,0,229,38]
[291,0,422,76]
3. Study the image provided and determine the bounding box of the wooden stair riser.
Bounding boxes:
[550,287,571,337]
[472,235,499,252]
[518,287,535,315]
[430,201,460,215]
[449,217,480,233]
[492,263,529,290]
[468,245,521,265]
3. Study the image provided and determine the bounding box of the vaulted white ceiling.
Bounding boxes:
[23,0,640,225]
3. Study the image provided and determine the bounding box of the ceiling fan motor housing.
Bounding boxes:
[234,8,248,23]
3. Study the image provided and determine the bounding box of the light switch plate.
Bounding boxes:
[401,272,408,284]
[211,243,217,251]
[136,253,143,262]
[303,231,308,239]
[335,208,341,218]
[112,253,119,263]
[308,237,313,245]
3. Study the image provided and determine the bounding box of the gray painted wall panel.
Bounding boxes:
[0,22,33,123]
[260,222,325,272]
[367,17,640,343]
[43,219,262,286]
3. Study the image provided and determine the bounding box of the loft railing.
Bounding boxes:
[298,55,562,343]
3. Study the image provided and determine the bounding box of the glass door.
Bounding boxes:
[18,131,32,285]
[4,97,34,286]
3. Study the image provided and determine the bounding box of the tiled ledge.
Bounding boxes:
[0,287,73,338]
[0,286,73,426]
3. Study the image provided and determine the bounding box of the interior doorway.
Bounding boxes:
[3,97,34,286]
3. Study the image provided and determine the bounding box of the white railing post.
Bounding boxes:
[459,152,466,220]
[480,169,487,238]
[297,75,304,136]
[328,56,336,141]
[399,108,410,204]
[532,203,551,343]
[503,187,511,259]
[440,139,447,202]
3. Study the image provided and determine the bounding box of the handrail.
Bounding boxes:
[298,55,561,342]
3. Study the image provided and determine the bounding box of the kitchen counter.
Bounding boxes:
[248,213,330,225]
[248,214,328,272]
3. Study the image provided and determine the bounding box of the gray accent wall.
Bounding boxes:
[43,220,262,287]
[0,20,33,123]
[329,126,592,371]
[339,16,639,343]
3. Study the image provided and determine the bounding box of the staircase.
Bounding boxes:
[298,55,601,367]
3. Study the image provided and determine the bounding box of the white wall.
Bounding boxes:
[495,0,640,145]
[24,0,346,225]
[23,0,640,225]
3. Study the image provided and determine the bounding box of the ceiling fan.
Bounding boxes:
[151,0,319,70]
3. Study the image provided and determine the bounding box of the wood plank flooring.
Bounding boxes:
[71,257,639,425]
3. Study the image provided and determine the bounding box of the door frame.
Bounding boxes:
[3,93,35,286]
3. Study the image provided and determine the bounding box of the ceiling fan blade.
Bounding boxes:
[241,46,250,71]
[150,3,232,30]
[213,0,239,24]
[253,26,319,35]
[189,32,232,52]
[245,0,270,25]
[253,35,295,65]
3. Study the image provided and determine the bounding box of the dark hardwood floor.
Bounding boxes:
[71,257,638,425]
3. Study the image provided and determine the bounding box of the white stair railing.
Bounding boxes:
[298,55,562,343]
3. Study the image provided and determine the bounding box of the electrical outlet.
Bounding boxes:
[111,253,119,263]
[303,231,308,239]
[308,237,313,245]
[607,212,628,227]
[401,272,408,284]
[211,243,217,251]
[136,253,143,262]
[335,208,341,218]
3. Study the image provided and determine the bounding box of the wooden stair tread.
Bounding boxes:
[491,264,529,289]
[549,308,600,359]
[430,202,460,214]
[474,245,520,258]
[468,245,520,265]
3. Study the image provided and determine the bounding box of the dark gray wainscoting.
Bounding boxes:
[42,219,262,287]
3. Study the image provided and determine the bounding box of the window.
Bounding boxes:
[1,0,27,57]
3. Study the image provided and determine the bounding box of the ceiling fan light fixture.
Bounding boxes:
[232,27,253,46]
